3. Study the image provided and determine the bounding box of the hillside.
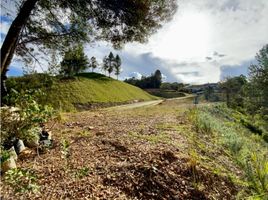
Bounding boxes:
[6,73,158,111]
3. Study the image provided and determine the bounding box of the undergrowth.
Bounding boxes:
[187,104,268,199]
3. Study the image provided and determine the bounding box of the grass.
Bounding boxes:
[7,73,157,111]
[187,104,268,199]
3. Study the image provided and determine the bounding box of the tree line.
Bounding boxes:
[220,44,268,117]
[124,70,163,89]
[59,44,122,79]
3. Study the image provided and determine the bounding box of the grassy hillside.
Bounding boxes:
[6,73,158,111]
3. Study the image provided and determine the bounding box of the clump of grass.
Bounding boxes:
[187,104,268,198]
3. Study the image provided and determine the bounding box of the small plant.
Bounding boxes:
[61,139,71,170]
[75,167,90,179]
[0,150,10,163]
[4,168,40,193]
[245,153,268,198]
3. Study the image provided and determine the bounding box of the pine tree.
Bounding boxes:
[102,56,109,75]
[60,44,89,76]
[107,52,115,77]
[89,56,98,72]
[114,55,122,80]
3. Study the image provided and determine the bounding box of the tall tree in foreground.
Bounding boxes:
[60,45,89,77]
[0,0,177,101]
[114,55,122,80]
[89,56,98,72]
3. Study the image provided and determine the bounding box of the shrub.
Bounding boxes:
[1,90,54,148]
[4,168,40,193]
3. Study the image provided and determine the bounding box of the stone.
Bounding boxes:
[14,139,26,154]
[1,157,16,173]
[8,146,18,161]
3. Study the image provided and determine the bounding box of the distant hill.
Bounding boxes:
[6,73,158,111]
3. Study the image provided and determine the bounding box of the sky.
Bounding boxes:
[1,0,268,84]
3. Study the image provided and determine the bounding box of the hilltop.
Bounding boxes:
[6,73,158,111]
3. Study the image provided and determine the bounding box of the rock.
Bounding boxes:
[7,146,18,161]
[1,157,16,173]
[87,126,94,130]
[14,139,26,154]
[182,180,186,185]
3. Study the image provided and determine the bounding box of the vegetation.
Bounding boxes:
[89,56,98,72]
[0,0,177,100]
[60,44,89,77]
[187,104,268,198]
[1,90,54,148]
[6,73,157,111]
[124,69,163,89]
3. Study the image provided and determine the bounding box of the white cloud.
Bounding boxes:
[123,0,268,83]
[2,0,268,83]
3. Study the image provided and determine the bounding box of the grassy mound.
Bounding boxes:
[7,73,157,111]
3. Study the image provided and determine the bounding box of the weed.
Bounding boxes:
[245,153,268,198]
[4,168,40,194]
[74,167,90,179]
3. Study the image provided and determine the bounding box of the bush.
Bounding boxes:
[1,90,54,148]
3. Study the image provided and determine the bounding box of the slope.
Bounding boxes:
[6,73,158,111]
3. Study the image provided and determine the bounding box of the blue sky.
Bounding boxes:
[1,0,268,83]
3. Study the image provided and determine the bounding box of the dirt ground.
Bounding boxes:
[1,98,241,199]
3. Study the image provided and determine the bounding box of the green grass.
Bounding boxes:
[187,104,268,199]
[145,89,186,99]
[7,73,157,111]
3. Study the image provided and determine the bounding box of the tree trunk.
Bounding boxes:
[1,0,38,104]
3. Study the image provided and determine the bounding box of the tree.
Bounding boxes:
[89,56,98,72]
[102,56,109,75]
[107,52,115,77]
[0,0,177,100]
[220,75,247,108]
[153,69,162,88]
[246,44,268,115]
[60,44,89,76]
[114,54,122,79]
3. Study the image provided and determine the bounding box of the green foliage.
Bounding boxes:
[246,44,268,116]
[4,168,40,194]
[1,89,54,147]
[60,44,89,76]
[114,54,122,79]
[7,73,156,111]
[60,139,70,160]
[220,75,247,108]
[89,56,98,72]
[125,69,163,89]
[0,150,11,163]
[187,104,268,197]
[75,167,90,179]
[245,153,268,197]
[160,82,184,91]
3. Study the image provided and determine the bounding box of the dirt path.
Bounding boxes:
[1,98,240,200]
[104,99,163,110]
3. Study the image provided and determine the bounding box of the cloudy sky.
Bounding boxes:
[1,0,268,84]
